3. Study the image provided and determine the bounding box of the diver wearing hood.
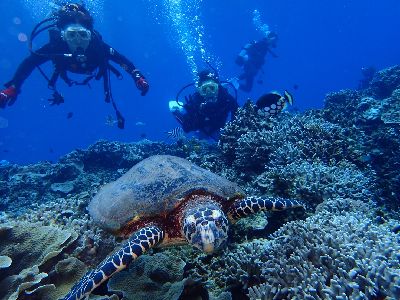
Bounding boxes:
[171,69,238,138]
[0,3,149,128]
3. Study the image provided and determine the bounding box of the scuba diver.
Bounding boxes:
[169,69,238,139]
[0,2,149,129]
[358,66,376,90]
[235,31,278,92]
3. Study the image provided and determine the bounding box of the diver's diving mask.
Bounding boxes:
[198,80,219,99]
[62,24,92,53]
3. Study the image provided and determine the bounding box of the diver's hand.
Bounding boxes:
[0,86,17,108]
[132,70,149,96]
[48,91,64,106]
[136,77,149,96]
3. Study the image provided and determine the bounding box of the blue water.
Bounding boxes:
[0,0,399,164]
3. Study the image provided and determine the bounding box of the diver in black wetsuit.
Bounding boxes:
[236,31,278,92]
[0,3,149,128]
[170,70,238,138]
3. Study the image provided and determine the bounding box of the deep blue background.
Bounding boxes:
[0,0,399,164]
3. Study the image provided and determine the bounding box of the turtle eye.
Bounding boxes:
[183,217,197,241]
[213,216,228,234]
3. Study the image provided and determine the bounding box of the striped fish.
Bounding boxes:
[166,127,185,139]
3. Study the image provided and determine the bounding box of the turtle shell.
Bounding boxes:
[88,155,244,233]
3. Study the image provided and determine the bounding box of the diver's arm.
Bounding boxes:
[104,43,149,95]
[180,95,201,132]
[104,43,140,75]
[5,44,52,91]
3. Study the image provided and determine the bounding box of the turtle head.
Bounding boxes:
[182,202,228,254]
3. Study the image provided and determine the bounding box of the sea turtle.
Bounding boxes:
[64,155,303,300]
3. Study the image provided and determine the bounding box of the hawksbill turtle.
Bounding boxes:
[63,155,303,299]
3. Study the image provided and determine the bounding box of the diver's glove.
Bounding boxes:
[132,70,149,96]
[0,86,18,108]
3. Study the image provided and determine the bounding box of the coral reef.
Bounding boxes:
[0,222,78,300]
[247,207,400,299]
[0,140,185,214]
[220,104,367,181]
[108,252,188,300]
[255,159,375,207]
[26,257,88,300]
[367,65,400,99]
[1,65,400,299]
[186,200,400,299]
[323,73,400,209]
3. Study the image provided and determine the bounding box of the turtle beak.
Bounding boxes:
[199,226,216,254]
[195,220,227,254]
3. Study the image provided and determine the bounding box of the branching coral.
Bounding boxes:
[255,159,375,206]
[219,101,268,164]
[320,74,400,210]
[247,207,400,299]
[220,103,366,181]
[186,201,400,300]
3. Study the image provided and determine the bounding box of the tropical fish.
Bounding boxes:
[135,121,146,126]
[166,127,185,139]
[256,90,293,117]
[67,112,73,119]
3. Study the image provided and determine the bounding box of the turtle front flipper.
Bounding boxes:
[227,196,304,222]
[62,225,164,300]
